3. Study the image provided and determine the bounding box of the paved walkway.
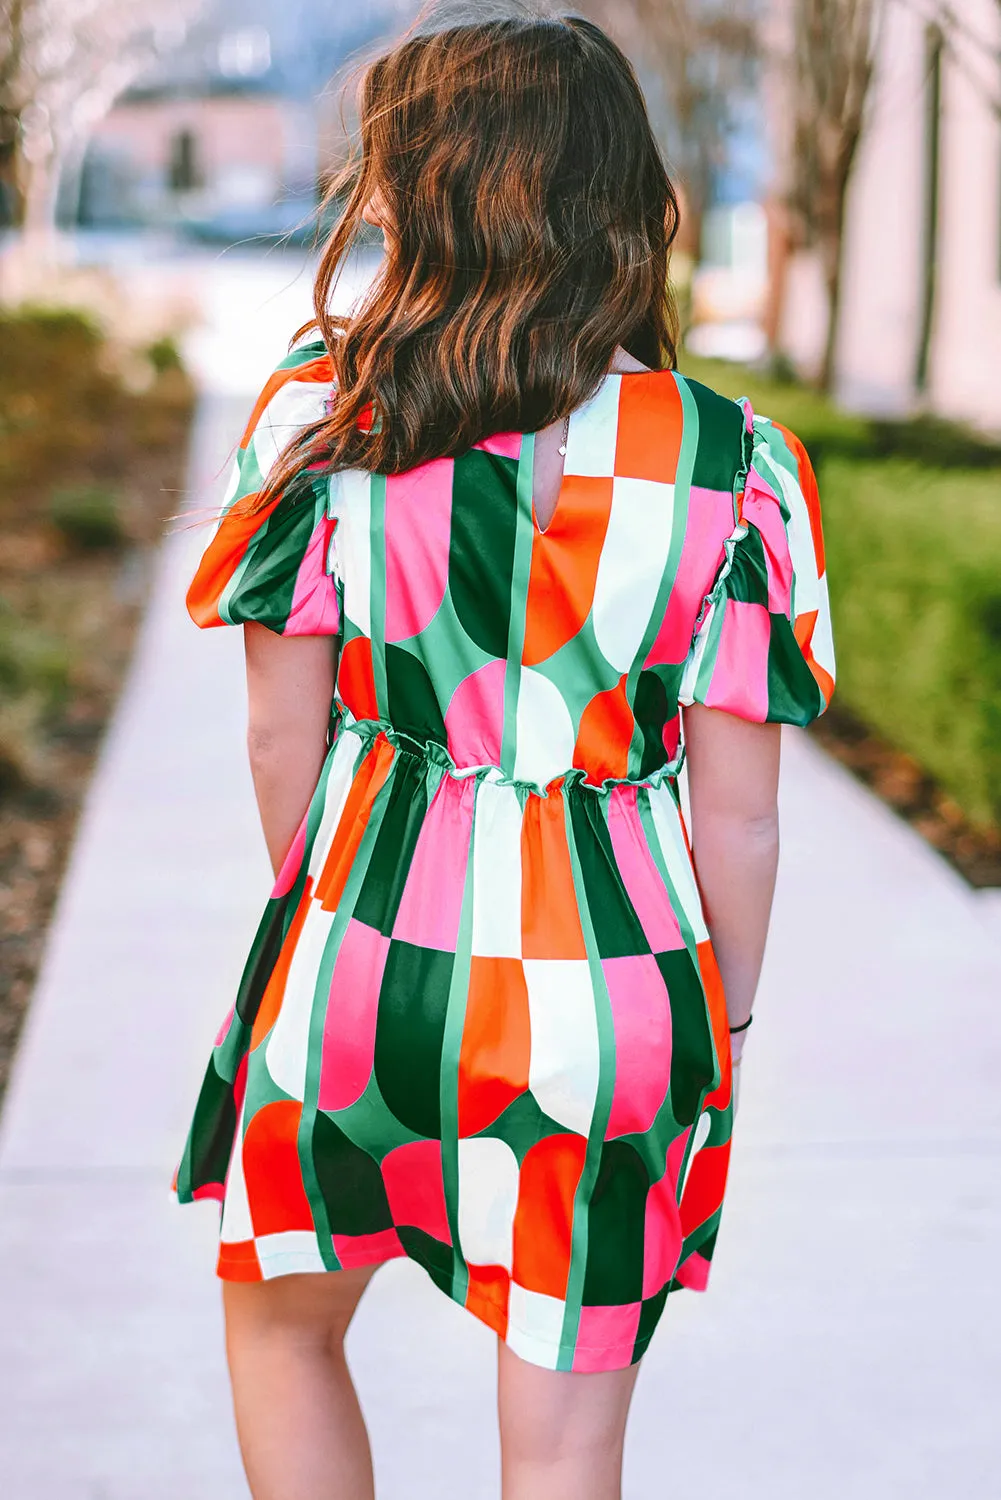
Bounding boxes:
[1,256,999,1498]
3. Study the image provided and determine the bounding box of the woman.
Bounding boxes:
[176,8,835,1499]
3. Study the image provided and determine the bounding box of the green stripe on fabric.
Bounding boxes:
[636,788,698,954]
[559,792,618,1370]
[500,433,537,773]
[296,754,401,1270]
[368,473,389,720]
[439,789,479,1304]
[625,373,700,767]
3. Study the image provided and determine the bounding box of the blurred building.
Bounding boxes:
[778,0,1001,433]
[74,0,406,242]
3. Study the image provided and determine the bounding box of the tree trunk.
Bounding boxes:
[18,144,63,265]
[818,221,843,393]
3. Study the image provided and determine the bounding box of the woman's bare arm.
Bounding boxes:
[682,704,781,1062]
[244,622,337,876]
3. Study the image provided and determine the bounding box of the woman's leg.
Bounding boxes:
[497,1339,640,1500]
[223,1266,376,1500]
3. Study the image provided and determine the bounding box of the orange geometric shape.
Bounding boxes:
[522,475,613,666]
[251,876,315,1050]
[337,635,379,724]
[457,957,532,1136]
[794,607,835,705]
[512,1133,588,1298]
[572,674,633,784]
[186,490,282,628]
[695,938,732,1111]
[216,1239,263,1282]
[465,1263,510,1340]
[774,422,825,574]
[242,1100,316,1238]
[314,735,395,911]
[679,1141,731,1238]
[520,785,587,959]
[615,372,683,484]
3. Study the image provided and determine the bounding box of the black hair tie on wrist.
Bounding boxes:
[729,1016,753,1034]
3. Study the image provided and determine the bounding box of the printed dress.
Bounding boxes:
[176,339,835,1373]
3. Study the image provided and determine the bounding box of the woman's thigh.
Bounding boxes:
[496,1337,640,1469]
[223,1266,377,1354]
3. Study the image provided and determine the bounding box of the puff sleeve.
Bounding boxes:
[186,340,341,637]
[679,405,835,725]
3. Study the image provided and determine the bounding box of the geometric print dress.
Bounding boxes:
[176,338,835,1373]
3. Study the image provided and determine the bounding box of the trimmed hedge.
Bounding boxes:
[679,354,1001,832]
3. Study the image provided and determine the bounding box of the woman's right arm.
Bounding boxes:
[244,623,337,877]
[682,703,782,1064]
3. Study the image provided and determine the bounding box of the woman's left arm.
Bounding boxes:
[244,622,337,876]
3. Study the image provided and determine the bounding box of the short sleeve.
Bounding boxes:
[679,405,835,725]
[186,340,341,637]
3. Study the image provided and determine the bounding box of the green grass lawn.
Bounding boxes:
[679,354,1001,834]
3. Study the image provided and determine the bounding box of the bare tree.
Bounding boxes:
[583,0,759,258]
[0,0,201,253]
[783,0,881,391]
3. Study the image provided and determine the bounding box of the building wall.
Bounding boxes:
[775,0,1001,434]
[835,0,927,416]
[88,94,317,218]
[929,0,1001,432]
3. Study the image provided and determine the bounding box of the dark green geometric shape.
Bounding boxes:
[655,948,714,1126]
[685,379,746,491]
[581,1139,649,1306]
[474,1090,576,1164]
[374,940,453,1137]
[234,893,293,1025]
[633,667,676,778]
[448,448,519,659]
[182,1058,238,1193]
[633,1284,669,1356]
[723,523,769,607]
[398,1225,454,1295]
[310,1109,394,1235]
[352,755,428,935]
[229,484,324,629]
[568,793,649,958]
[384,643,448,748]
[766,613,825,726]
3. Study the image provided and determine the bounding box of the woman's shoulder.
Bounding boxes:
[667,370,815,502]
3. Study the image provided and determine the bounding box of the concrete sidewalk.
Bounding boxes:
[1,259,999,1498]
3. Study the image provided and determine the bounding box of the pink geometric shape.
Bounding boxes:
[601,954,672,1138]
[642,1163,684,1298]
[605,787,685,952]
[572,1302,642,1373]
[392,774,475,949]
[332,1226,406,1268]
[673,1248,711,1291]
[381,1139,452,1244]
[191,1182,225,1203]
[317,919,389,1111]
[443,658,506,770]
[271,815,308,898]
[286,516,341,636]
[476,431,522,460]
[743,469,793,614]
[385,458,454,643]
[644,487,736,666]
[214,1004,237,1049]
[703,599,771,722]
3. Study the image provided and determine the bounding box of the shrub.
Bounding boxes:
[820,459,1001,830]
[146,334,184,375]
[47,484,128,551]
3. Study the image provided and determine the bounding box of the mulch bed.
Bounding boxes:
[808,705,1001,888]
[0,368,195,1103]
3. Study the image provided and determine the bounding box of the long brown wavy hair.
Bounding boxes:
[261,3,680,502]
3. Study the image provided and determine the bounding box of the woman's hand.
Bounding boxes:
[244,623,338,876]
